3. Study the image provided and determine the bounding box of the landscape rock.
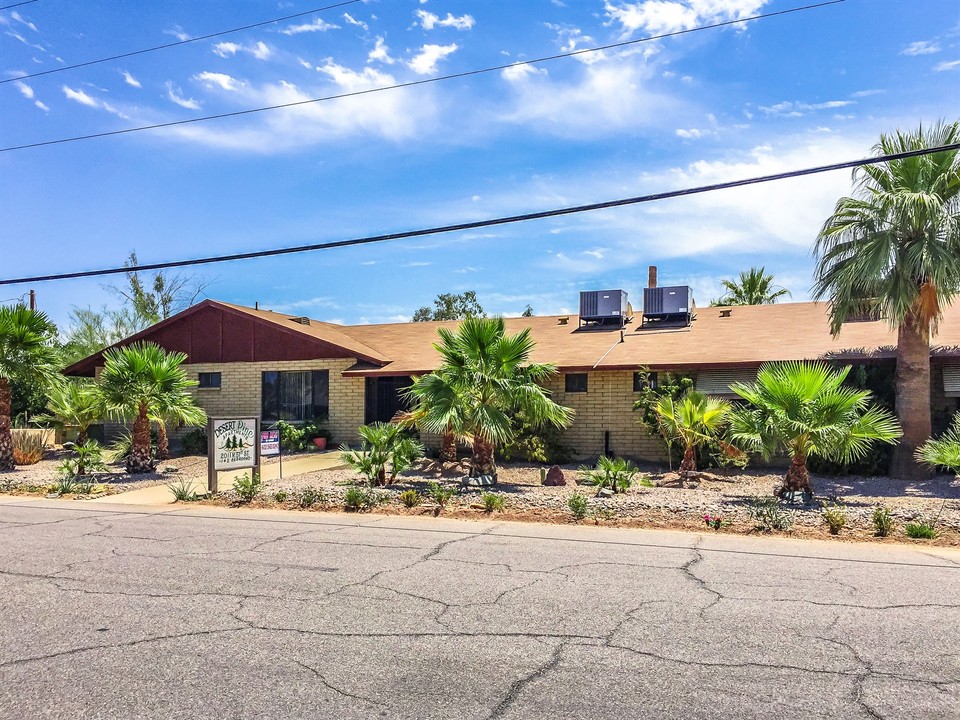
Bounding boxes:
[462,475,496,488]
[543,465,568,486]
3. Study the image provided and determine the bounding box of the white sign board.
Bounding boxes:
[211,418,258,470]
[260,429,280,457]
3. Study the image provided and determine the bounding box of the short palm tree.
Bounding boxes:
[405,316,574,479]
[915,413,960,473]
[654,391,732,473]
[729,362,901,498]
[0,305,62,472]
[813,121,960,480]
[715,267,791,306]
[37,380,105,446]
[98,342,202,473]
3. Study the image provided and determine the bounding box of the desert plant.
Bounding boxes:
[872,506,894,537]
[179,427,208,455]
[36,380,104,446]
[167,478,198,502]
[232,471,263,502]
[339,423,424,486]
[399,489,421,508]
[426,481,457,508]
[58,440,108,478]
[296,485,326,509]
[12,431,45,465]
[343,485,386,512]
[579,455,646,495]
[652,391,733,473]
[730,361,901,499]
[481,492,505,513]
[703,514,730,530]
[821,502,847,535]
[748,496,794,532]
[916,412,960,473]
[905,521,938,539]
[567,492,589,521]
[272,489,289,503]
[52,475,76,495]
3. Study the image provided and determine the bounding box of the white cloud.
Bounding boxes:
[62,85,97,107]
[213,41,271,60]
[281,18,339,35]
[604,0,767,37]
[343,13,368,31]
[165,25,191,41]
[213,41,241,57]
[850,88,883,98]
[34,100,48,112]
[14,80,33,99]
[165,82,201,110]
[901,40,941,56]
[675,127,702,139]
[297,57,312,69]
[368,36,395,64]
[407,43,458,75]
[318,61,394,90]
[758,99,853,118]
[121,70,141,88]
[583,249,606,259]
[195,71,242,91]
[251,41,271,60]
[415,9,475,30]
[934,59,960,72]
[501,62,547,82]
[10,11,37,32]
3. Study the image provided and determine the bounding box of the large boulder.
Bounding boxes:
[543,465,568,486]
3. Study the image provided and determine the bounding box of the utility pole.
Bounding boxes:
[29,289,35,311]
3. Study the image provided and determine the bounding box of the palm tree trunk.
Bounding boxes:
[156,422,170,461]
[76,427,88,446]
[890,312,931,481]
[127,402,155,474]
[679,446,696,473]
[780,453,812,496]
[0,378,12,472]
[439,430,457,464]
[471,436,496,478]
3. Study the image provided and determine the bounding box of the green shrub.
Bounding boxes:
[748,496,793,532]
[107,429,159,464]
[296,485,327,509]
[567,492,589,521]
[273,489,289,503]
[275,420,305,451]
[499,412,576,464]
[232,471,263,502]
[481,492,505,513]
[399,489,421,508]
[180,428,208,455]
[905,521,938,539]
[167,478,198,502]
[343,485,387,512]
[872,506,894,537]
[821,502,847,535]
[579,456,646,495]
[58,440,108,479]
[427,481,457,508]
[340,423,424,486]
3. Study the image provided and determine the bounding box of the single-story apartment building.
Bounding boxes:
[64,287,960,461]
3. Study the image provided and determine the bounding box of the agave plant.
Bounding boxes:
[729,361,901,498]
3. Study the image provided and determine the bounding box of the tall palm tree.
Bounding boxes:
[37,380,105,446]
[813,121,960,480]
[98,342,202,473]
[151,391,207,460]
[729,362,901,498]
[405,316,574,479]
[653,391,732,473]
[714,267,791,306]
[0,305,62,472]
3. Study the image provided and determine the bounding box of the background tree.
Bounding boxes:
[710,267,791,306]
[0,305,62,471]
[412,291,485,322]
[61,306,148,366]
[729,362,901,498]
[521,304,534,317]
[405,316,573,478]
[98,342,202,473]
[813,121,960,480]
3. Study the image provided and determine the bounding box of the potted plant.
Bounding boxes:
[302,420,332,451]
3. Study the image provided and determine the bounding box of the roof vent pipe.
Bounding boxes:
[648,265,657,289]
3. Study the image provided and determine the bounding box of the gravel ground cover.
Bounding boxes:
[206,458,960,546]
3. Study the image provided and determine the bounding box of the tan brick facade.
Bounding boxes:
[181,359,365,445]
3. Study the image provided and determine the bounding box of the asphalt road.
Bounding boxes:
[0,498,957,719]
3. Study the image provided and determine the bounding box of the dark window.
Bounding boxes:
[365,377,413,424]
[633,371,658,392]
[198,372,221,389]
[261,370,329,422]
[565,373,588,393]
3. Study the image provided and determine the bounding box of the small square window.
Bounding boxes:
[633,371,658,392]
[198,372,221,389]
[565,373,588,393]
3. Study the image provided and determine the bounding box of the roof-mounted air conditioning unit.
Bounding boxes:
[642,286,693,329]
[579,290,629,329]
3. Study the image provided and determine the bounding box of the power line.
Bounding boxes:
[0,0,38,10]
[3,142,956,288]
[1,0,845,153]
[1,0,360,85]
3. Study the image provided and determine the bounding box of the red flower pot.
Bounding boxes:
[312,437,327,451]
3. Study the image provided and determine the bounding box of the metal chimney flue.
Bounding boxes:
[648,265,657,289]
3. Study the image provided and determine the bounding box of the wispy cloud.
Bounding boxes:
[10,11,37,32]
[934,59,960,72]
[368,36,396,65]
[343,12,368,31]
[901,40,941,56]
[165,81,201,110]
[850,88,883,98]
[213,40,271,60]
[280,18,339,35]
[408,43,458,75]
[415,9,475,31]
[195,71,243,91]
[62,85,129,118]
[164,25,191,42]
[121,70,141,88]
[604,0,767,37]
[14,79,47,110]
[758,99,853,118]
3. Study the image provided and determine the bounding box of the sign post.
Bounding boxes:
[261,426,281,479]
[207,417,260,493]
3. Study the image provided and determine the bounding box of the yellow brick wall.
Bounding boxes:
[181,359,365,445]
[544,371,667,462]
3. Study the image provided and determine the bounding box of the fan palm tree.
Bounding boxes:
[813,121,960,480]
[714,267,791,306]
[915,412,960,473]
[405,316,574,479]
[0,305,62,472]
[653,391,733,473]
[37,380,105,446]
[98,342,201,473]
[729,362,901,498]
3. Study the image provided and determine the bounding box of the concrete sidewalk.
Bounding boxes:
[89,452,347,505]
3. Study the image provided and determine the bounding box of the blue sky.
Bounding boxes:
[2,0,958,329]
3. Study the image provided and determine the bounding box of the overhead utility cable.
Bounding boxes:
[0,0,360,84]
[0,0,844,153]
[0,0,38,10]
[2,142,956,288]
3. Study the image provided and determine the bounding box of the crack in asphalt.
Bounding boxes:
[486,641,567,720]
[292,659,387,709]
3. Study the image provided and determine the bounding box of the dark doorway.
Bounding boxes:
[365,377,413,424]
